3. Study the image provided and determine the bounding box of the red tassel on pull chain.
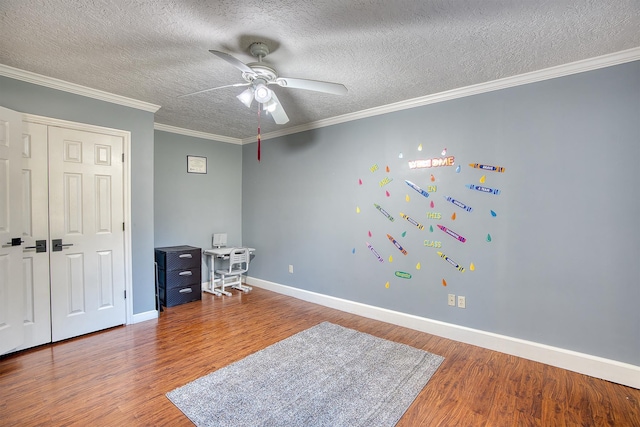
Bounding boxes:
[257,107,261,162]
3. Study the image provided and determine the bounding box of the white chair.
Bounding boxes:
[214,247,252,295]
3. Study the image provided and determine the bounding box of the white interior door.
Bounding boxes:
[17,122,51,350]
[48,126,125,342]
[0,106,24,354]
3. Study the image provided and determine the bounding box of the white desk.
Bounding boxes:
[203,247,255,294]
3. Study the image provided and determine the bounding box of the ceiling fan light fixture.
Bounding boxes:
[236,87,254,108]
[263,99,278,113]
[254,83,272,103]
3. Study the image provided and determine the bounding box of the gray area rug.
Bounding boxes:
[166,322,444,427]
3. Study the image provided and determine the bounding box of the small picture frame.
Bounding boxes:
[187,155,207,174]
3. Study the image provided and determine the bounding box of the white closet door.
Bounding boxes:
[17,121,51,350]
[48,126,126,342]
[0,106,24,354]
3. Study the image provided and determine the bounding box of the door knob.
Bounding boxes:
[24,240,47,253]
[2,237,23,248]
[52,239,74,252]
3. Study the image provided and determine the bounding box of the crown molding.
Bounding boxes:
[154,123,243,144]
[0,63,161,113]
[249,46,640,144]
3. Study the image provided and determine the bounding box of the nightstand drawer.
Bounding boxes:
[160,283,202,307]
[159,267,201,289]
[155,246,201,270]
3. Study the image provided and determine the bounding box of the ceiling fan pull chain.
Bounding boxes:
[257,106,261,162]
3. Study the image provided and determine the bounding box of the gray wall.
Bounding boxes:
[242,61,640,366]
[0,76,156,314]
[154,130,242,282]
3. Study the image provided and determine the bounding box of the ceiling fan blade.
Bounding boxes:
[267,91,289,124]
[209,50,255,75]
[179,82,250,98]
[273,77,347,95]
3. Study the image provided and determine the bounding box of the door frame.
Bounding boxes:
[23,113,133,325]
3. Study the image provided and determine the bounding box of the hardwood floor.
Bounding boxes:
[1,287,638,426]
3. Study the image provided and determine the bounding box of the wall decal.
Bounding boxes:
[456,165,461,173]
[395,271,412,279]
[437,224,467,243]
[358,178,363,185]
[356,206,361,213]
[366,242,384,263]
[466,184,501,195]
[385,281,390,288]
[479,175,486,183]
[352,248,356,254]
[416,262,421,270]
[486,234,492,242]
[451,212,457,220]
[398,153,404,159]
[443,196,473,212]
[442,278,447,286]
[405,194,411,202]
[370,164,379,172]
[424,240,442,248]
[408,156,455,169]
[386,165,390,172]
[368,230,372,237]
[470,262,476,271]
[400,212,425,230]
[429,225,434,232]
[468,163,505,173]
[418,143,423,151]
[389,255,393,262]
[374,203,395,222]
[430,174,436,182]
[405,180,430,199]
[379,176,393,187]
[430,200,435,208]
[441,148,447,156]
[401,231,407,237]
[426,212,442,219]
[387,233,408,255]
[490,210,497,217]
[385,190,390,197]
[437,251,465,272]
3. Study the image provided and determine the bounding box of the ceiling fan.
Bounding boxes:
[181,42,348,124]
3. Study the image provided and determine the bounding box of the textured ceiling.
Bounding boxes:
[1,1,639,140]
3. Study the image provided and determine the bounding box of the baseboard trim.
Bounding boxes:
[247,276,640,389]
[131,310,158,324]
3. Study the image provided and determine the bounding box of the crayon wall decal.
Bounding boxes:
[469,163,505,173]
[443,195,473,212]
[466,184,501,195]
[395,271,412,279]
[387,234,408,255]
[374,203,394,221]
[437,224,467,243]
[437,251,465,272]
[366,242,384,263]
[400,212,425,230]
[405,180,430,199]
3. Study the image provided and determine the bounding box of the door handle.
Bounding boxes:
[2,237,24,248]
[24,240,47,253]
[52,239,74,252]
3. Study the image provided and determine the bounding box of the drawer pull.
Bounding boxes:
[178,271,192,276]
[179,288,193,294]
[179,254,193,258]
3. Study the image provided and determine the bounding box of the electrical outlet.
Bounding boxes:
[288,264,294,274]
[448,294,456,306]
[457,296,466,309]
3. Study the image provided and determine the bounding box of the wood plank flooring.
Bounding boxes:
[1,287,638,426]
